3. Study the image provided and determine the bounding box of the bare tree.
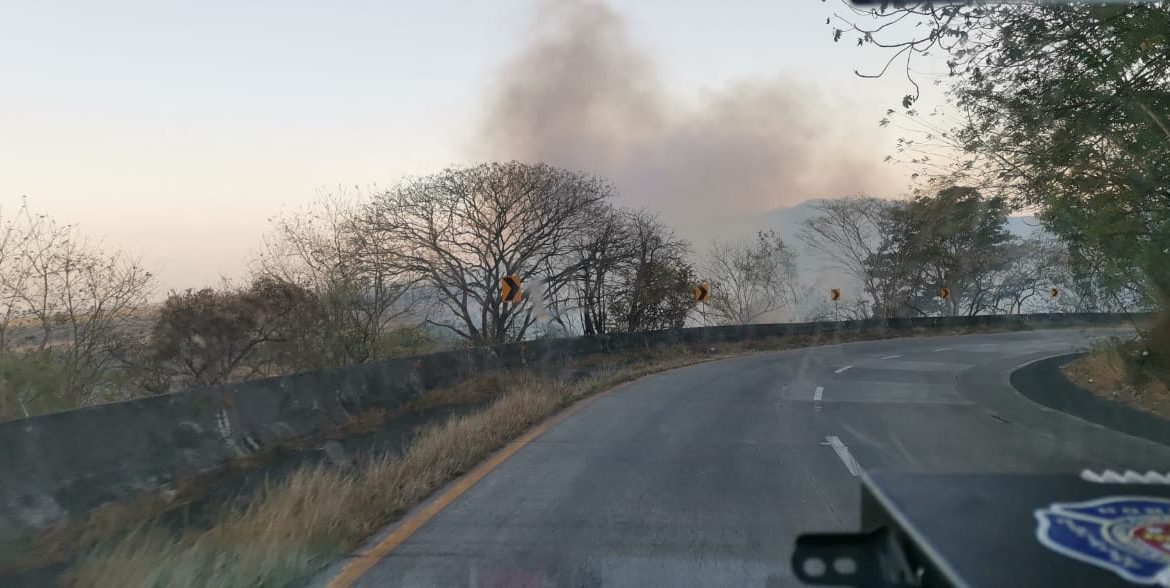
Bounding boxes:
[56,243,153,406]
[363,162,611,345]
[0,203,153,414]
[10,210,75,352]
[799,196,898,316]
[256,192,421,366]
[567,204,631,335]
[979,234,1088,315]
[0,208,42,351]
[560,207,696,335]
[704,231,799,325]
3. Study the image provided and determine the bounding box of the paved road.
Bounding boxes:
[340,328,1170,587]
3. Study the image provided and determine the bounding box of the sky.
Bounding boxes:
[0,0,949,292]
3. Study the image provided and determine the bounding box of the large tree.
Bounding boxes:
[363,162,611,345]
[866,187,1014,317]
[834,1,1170,305]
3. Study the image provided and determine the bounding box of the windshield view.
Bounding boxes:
[1,1,1168,587]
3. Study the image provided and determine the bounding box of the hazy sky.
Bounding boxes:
[1,0,945,291]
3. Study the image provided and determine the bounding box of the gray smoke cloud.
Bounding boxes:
[478,0,902,230]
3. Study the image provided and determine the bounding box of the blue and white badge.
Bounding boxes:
[1036,496,1170,586]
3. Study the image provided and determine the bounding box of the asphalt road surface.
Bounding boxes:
[334,328,1170,587]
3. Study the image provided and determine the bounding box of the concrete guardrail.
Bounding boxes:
[0,312,1143,549]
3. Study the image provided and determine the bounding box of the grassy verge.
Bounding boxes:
[17,324,1028,587]
[1063,337,1170,420]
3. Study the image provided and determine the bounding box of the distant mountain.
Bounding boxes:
[674,200,824,251]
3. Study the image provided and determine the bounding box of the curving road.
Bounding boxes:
[327,328,1170,587]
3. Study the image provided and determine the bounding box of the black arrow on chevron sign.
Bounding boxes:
[501,275,522,303]
[693,283,709,302]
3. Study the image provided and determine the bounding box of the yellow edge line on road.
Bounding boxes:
[327,383,625,588]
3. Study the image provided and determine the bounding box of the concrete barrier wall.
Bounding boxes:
[0,312,1140,548]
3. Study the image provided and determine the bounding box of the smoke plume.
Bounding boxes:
[478,0,901,230]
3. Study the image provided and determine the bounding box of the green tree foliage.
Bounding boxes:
[608,223,697,333]
[866,188,1015,317]
[606,258,695,332]
[835,1,1170,305]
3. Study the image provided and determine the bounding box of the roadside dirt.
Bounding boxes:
[1063,352,1170,420]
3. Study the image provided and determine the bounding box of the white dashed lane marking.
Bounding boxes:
[825,435,861,476]
[813,386,824,401]
[834,365,853,374]
[880,354,902,360]
[932,347,952,352]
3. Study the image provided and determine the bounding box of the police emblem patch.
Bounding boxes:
[1036,496,1170,585]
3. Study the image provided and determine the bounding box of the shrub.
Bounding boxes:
[148,278,322,388]
[0,351,71,419]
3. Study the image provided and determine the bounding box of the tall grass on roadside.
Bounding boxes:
[1063,311,1170,419]
[63,374,577,587]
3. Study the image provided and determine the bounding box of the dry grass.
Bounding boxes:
[4,370,518,577]
[405,371,510,411]
[5,492,179,575]
[1064,338,1170,419]
[1063,342,1132,392]
[61,372,608,587]
[42,323,1030,587]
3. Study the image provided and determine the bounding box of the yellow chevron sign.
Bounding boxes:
[501,275,522,303]
[693,282,710,303]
